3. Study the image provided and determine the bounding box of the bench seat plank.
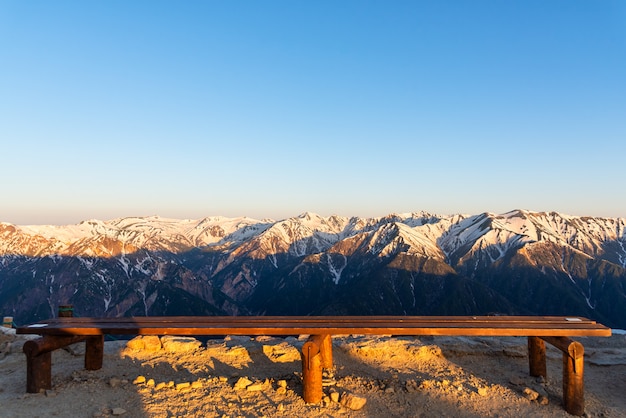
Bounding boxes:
[17,316,611,338]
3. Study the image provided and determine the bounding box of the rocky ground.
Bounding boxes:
[1,326,625,417]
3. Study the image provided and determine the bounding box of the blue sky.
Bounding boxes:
[1,1,625,225]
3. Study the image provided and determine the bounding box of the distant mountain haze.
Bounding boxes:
[1,210,625,328]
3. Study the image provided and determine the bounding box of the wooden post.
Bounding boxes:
[528,336,547,377]
[300,339,323,403]
[58,305,74,317]
[542,337,586,416]
[25,350,51,393]
[23,336,87,393]
[309,334,333,369]
[85,335,104,370]
[563,341,585,416]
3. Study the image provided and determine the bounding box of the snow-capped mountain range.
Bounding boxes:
[1,210,625,328]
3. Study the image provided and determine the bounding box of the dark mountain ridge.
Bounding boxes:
[1,210,624,328]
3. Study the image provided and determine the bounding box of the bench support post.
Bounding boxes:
[23,335,88,393]
[85,335,104,370]
[528,336,547,377]
[26,350,51,393]
[542,337,585,416]
[301,337,323,403]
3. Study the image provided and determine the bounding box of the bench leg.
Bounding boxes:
[85,335,104,370]
[562,342,585,416]
[26,351,52,393]
[528,336,547,377]
[23,335,93,393]
[301,338,323,403]
[541,337,586,416]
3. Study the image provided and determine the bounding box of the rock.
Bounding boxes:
[340,392,367,410]
[111,408,127,416]
[330,391,340,403]
[133,376,146,385]
[127,336,162,352]
[509,376,526,386]
[477,387,488,396]
[155,382,167,391]
[234,377,253,390]
[126,336,145,350]
[246,382,264,391]
[146,379,155,387]
[143,336,163,352]
[523,387,540,401]
[161,336,202,353]
[176,382,191,391]
[109,378,122,388]
[191,380,203,389]
[538,395,549,405]
[277,379,287,388]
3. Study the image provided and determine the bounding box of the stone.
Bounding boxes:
[111,408,127,416]
[246,382,264,391]
[155,382,167,391]
[277,379,287,388]
[509,376,525,386]
[176,382,191,391]
[191,380,203,389]
[133,376,146,385]
[161,336,202,353]
[109,378,122,388]
[330,391,340,403]
[234,377,253,390]
[127,336,162,352]
[523,387,540,401]
[146,379,155,387]
[126,336,145,350]
[142,336,163,352]
[340,392,367,410]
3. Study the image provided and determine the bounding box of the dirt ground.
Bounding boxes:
[1,327,625,418]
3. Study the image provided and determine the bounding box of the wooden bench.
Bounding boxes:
[17,315,611,416]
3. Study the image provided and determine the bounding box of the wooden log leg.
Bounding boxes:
[85,335,104,370]
[563,342,585,416]
[301,339,323,404]
[528,336,547,377]
[25,351,51,393]
[310,334,333,369]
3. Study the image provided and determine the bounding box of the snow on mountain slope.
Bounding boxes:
[2,210,625,267]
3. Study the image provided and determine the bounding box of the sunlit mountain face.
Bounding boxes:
[1,210,625,328]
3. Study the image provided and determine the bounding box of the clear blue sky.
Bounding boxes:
[1,1,625,225]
